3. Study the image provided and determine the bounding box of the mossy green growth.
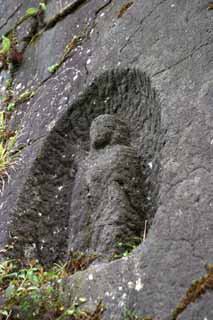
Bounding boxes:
[16,90,36,103]
[0,253,103,320]
[48,63,60,74]
[26,3,46,16]
[0,36,11,55]
[39,2,47,11]
[26,7,39,16]
[7,103,16,112]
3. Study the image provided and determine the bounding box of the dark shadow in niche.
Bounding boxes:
[10,68,163,265]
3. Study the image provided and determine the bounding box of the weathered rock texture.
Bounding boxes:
[0,0,212,319]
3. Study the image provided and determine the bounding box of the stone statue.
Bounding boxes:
[68,114,145,256]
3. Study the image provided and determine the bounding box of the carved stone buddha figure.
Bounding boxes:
[68,114,145,256]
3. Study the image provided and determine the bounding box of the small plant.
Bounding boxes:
[48,63,60,73]
[0,138,16,176]
[7,103,16,112]
[0,36,11,70]
[26,7,39,16]
[0,36,11,55]
[112,237,142,260]
[64,251,97,275]
[39,2,47,11]
[0,34,23,71]
[26,2,47,16]
[0,254,104,320]
[0,112,16,176]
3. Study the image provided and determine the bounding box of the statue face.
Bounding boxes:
[90,114,130,150]
[90,115,116,150]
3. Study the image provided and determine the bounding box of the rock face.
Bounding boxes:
[0,0,212,319]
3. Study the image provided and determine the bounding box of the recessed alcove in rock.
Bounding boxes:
[10,68,163,265]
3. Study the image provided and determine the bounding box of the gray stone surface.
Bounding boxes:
[0,0,212,319]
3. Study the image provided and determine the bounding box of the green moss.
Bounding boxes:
[16,90,36,104]
[0,36,11,55]
[48,63,60,74]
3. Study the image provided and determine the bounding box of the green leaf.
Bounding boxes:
[5,284,16,298]
[65,308,75,316]
[48,63,59,73]
[40,2,47,11]
[26,7,39,16]
[27,270,39,283]
[0,143,6,158]
[19,90,35,101]
[20,300,31,312]
[0,310,9,317]
[7,135,16,152]
[7,103,16,112]
[0,112,5,130]
[4,272,18,278]
[27,286,40,291]
[0,35,11,55]
[123,251,129,257]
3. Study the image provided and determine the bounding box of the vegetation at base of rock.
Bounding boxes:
[61,251,97,275]
[111,236,142,260]
[0,252,103,320]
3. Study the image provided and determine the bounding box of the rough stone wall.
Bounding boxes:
[0,0,212,319]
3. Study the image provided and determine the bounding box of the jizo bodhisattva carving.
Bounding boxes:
[68,114,145,256]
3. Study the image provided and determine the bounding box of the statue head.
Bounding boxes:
[90,114,130,150]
